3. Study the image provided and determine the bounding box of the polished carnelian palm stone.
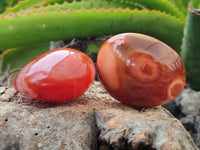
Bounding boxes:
[14,48,96,102]
[97,33,186,107]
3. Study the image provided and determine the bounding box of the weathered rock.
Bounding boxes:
[163,86,200,148]
[96,107,198,150]
[0,82,198,150]
[0,90,98,150]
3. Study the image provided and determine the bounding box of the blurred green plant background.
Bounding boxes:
[0,0,18,13]
[0,0,199,90]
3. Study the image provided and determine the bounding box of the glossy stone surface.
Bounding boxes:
[14,48,96,102]
[97,33,186,107]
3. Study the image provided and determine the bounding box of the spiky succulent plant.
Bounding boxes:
[0,0,199,90]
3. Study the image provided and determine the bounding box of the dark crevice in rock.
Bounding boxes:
[34,133,38,136]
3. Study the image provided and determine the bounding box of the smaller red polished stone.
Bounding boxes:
[97,33,186,107]
[14,48,96,102]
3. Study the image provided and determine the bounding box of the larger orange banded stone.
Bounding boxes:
[97,33,186,107]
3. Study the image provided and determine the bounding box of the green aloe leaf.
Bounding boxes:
[0,0,13,13]
[3,0,81,15]
[181,3,200,91]
[166,0,189,15]
[3,0,45,15]
[191,0,200,9]
[0,9,184,53]
[0,42,50,72]
[4,0,185,20]
[113,0,185,19]
[8,0,19,7]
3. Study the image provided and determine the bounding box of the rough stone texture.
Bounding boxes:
[0,82,198,150]
[96,107,198,150]
[163,86,200,148]
[0,89,98,150]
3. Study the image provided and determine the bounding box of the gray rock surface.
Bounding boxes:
[96,107,198,150]
[163,86,200,148]
[0,82,198,150]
